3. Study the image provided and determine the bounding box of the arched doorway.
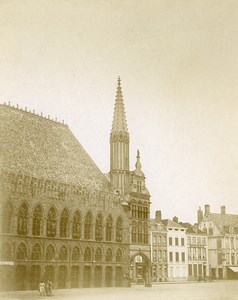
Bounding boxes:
[130,253,151,286]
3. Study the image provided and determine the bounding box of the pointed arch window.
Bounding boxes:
[143,223,149,244]
[32,205,42,236]
[2,202,13,234]
[116,249,122,262]
[138,222,143,243]
[59,245,68,261]
[106,248,113,262]
[95,214,103,241]
[106,215,113,241]
[84,212,92,240]
[132,221,137,243]
[17,203,28,235]
[72,247,80,262]
[84,247,92,261]
[116,217,123,242]
[2,242,12,260]
[60,209,69,238]
[45,245,55,261]
[72,211,81,239]
[95,248,102,262]
[17,243,27,260]
[31,243,41,260]
[47,207,56,238]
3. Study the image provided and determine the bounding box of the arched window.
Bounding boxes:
[138,222,143,243]
[16,243,27,260]
[84,247,91,261]
[31,243,41,260]
[132,221,137,243]
[72,211,81,239]
[2,242,12,260]
[45,245,55,261]
[116,249,122,262]
[143,223,149,244]
[59,245,68,261]
[84,212,92,240]
[2,202,13,234]
[95,214,103,241]
[60,209,69,238]
[46,207,56,238]
[209,227,213,235]
[106,215,113,242]
[116,217,123,242]
[32,205,42,236]
[72,247,80,262]
[106,248,113,262]
[17,203,28,235]
[95,248,102,262]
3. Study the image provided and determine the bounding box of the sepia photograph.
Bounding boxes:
[0,0,238,299]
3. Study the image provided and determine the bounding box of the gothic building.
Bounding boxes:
[109,78,151,285]
[0,78,152,291]
[0,97,130,291]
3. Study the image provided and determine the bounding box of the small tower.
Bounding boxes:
[110,77,130,195]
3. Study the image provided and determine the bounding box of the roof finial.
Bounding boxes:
[135,149,142,171]
[111,77,128,133]
[118,76,121,86]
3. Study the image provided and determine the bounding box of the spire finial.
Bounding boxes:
[135,149,142,171]
[111,77,128,133]
[118,76,121,86]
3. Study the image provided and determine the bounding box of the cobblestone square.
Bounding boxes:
[1,281,238,300]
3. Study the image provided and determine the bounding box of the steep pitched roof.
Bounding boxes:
[162,219,186,229]
[0,104,110,190]
[211,213,238,232]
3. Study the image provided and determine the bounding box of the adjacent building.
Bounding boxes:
[181,223,209,280]
[162,218,188,281]
[198,205,238,279]
[150,211,168,282]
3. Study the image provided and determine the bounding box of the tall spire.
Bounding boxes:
[111,77,128,133]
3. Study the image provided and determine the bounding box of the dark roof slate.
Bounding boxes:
[0,104,110,190]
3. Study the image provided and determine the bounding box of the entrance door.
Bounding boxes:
[115,267,122,287]
[45,266,55,283]
[58,266,67,289]
[94,266,102,287]
[71,266,79,288]
[105,266,112,287]
[30,265,40,290]
[83,266,91,287]
[16,265,26,291]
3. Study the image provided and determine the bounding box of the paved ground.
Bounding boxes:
[1,281,238,300]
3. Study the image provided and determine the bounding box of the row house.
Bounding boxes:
[198,205,238,279]
[181,223,209,280]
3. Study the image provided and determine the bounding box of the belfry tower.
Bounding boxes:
[110,77,130,195]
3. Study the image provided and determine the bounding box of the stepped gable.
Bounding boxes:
[0,103,110,190]
[211,213,238,232]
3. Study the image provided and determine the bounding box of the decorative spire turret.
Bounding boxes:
[111,77,128,133]
[135,150,142,171]
[110,77,130,195]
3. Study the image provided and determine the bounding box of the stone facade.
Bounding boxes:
[0,101,130,291]
[198,205,238,279]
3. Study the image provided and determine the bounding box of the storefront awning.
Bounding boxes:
[228,267,238,272]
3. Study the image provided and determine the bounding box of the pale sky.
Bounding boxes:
[1,0,238,223]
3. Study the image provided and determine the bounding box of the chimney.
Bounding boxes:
[155,210,161,222]
[173,216,178,223]
[221,206,226,214]
[197,207,203,224]
[205,204,210,215]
